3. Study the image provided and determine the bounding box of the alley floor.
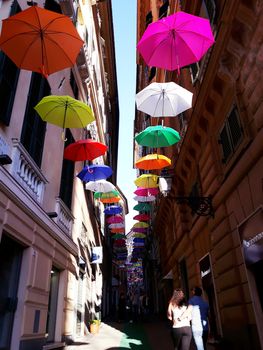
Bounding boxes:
[64,318,221,350]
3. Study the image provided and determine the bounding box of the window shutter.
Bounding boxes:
[228,107,243,149]
[220,125,232,163]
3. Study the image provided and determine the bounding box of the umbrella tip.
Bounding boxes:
[61,131,67,142]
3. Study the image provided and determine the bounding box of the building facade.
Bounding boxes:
[136,1,263,349]
[0,0,120,349]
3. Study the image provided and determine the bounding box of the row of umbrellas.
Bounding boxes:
[127,10,215,289]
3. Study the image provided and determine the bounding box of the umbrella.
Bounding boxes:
[133,222,149,228]
[133,195,156,202]
[104,205,122,215]
[34,96,94,140]
[112,234,126,240]
[135,154,171,170]
[107,215,124,224]
[110,228,125,234]
[132,233,147,238]
[77,165,112,182]
[135,125,180,147]
[108,223,125,229]
[100,196,120,204]
[134,187,159,196]
[64,139,107,161]
[132,228,148,233]
[85,180,115,193]
[133,203,152,212]
[137,11,215,71]
[94,190,119,199]
[135,82,192,117]
[133,214,150,221]
[134,174,159,188]
[0,6,84,76]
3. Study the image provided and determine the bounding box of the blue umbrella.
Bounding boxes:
[77,164,112,182]
[104,205,122,215]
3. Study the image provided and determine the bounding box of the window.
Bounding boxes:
[159,0,169,19]
[59,129,75,209]
[21,73,50,167]
[44,0,62,13]
[148,67,156,82]
[0,0,21,126]
[219,106,243,164]
[70,70,79,99]
[203,0,216,25]
[145,11,153,28]
[189,62,200,84]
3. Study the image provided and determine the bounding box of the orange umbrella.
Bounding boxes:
[135,153,171,170]
[0,6,84,76]
[100,197,120,204]
[110,228,125,233]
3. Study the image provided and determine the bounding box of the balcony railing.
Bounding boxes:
[11,139,47,204]
[55,197,74,236]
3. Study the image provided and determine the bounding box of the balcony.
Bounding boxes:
[54,197,74,236]
[11,139,47,204]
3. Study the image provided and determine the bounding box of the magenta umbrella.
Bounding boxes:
[132,228,148,233]
[137,11,215,71]
[106,215,124,224]
[134,187,159,196]
[133,214,150,221]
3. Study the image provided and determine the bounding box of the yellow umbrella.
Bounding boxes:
[34,95,95,140]
[135,153,171,170]
[134,174,159,188]
[133,222,149,228]
[132,233,146,238]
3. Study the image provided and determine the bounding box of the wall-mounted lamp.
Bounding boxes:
[0,154,12,165]
[159,173,214,218]
[47,212,58,218]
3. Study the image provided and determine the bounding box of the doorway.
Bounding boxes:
[46,267,60,342]
[0,234,23,350]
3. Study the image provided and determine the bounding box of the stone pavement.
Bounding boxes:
[64,318,221,350]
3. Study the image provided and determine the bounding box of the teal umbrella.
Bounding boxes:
[133,203,152,212]
[135,125,180,147]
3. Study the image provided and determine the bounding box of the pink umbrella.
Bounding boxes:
[132,228,148,233]
[137,11,215,71]
[106,215,124,224]
[133,214,150,221]
[134,187,159,196]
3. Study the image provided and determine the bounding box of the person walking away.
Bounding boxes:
[189,287,209,350]
[167,289,193,350]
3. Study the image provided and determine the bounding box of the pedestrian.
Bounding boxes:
[189,286,209,350]
[118,292,126,322]
[167,288,193,350]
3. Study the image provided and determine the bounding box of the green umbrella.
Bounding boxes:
[135,125,180,147]
[111,234,126,239]
[94,190,119,199]
[133,203,152,212]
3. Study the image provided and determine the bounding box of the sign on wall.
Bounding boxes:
[91,246,103,264]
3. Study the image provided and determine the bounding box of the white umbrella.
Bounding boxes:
[133,195,156,202]
[135,82,193,117]
[85,180,116,193]
[108,223,125,229]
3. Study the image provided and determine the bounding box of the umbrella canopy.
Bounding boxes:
[135,154,171,170]
[133,222,149,229]
[64,139,107,161]
[133,195,156,202]
[112,234,126,240]
[132,227,148,233]
[137,11,215,71]
[133,214,150,221]
[134,187,159,196]
[135,125,180,147]
[94,190,119,199]
[34,96,94,139]
[110,228,125,234]
[132,233,147,238]
[135,82,192,118]
[85,180,115,193]
[100,197,120,204]
[107,215,124,224]
[104,205,122,215]
[108,223,125,229]
[134,174,159,188]
[77,165,112,182]
[133,203,152,212]
[0,6,84,76]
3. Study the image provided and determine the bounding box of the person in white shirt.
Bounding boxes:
[167,289,193,350]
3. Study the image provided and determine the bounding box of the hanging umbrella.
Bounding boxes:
[132,233,147,238]
[94,190,119,199]
[135,125,180,147]
[110,228,125,234]
[133,203,152,212]
[137,11,215,71]
[135,154,171,170]
[0,6,84,76]
[64,139,107,161]
[104,205,122,215]
[133,195,156,202]
[85,180,116,193]
[136,82,192,117]
[112,234,126,240]
[134,174,159,188]
[34,95,94,140]
[133,222,149,229]
[133,214,150,221]
[134,187,159,196]
[106,215,124,224]
[108,223,125,229]
[100,196,120,204]
[132,227,148,233]
[77,165,112,182]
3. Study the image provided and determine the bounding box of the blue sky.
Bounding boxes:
[112,0,137,231]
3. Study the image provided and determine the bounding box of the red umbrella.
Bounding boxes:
[133,214,150,221]
[64,139,107,161]
[134,187,159,196]
[0,6,84,76]
[106,215,124,224]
